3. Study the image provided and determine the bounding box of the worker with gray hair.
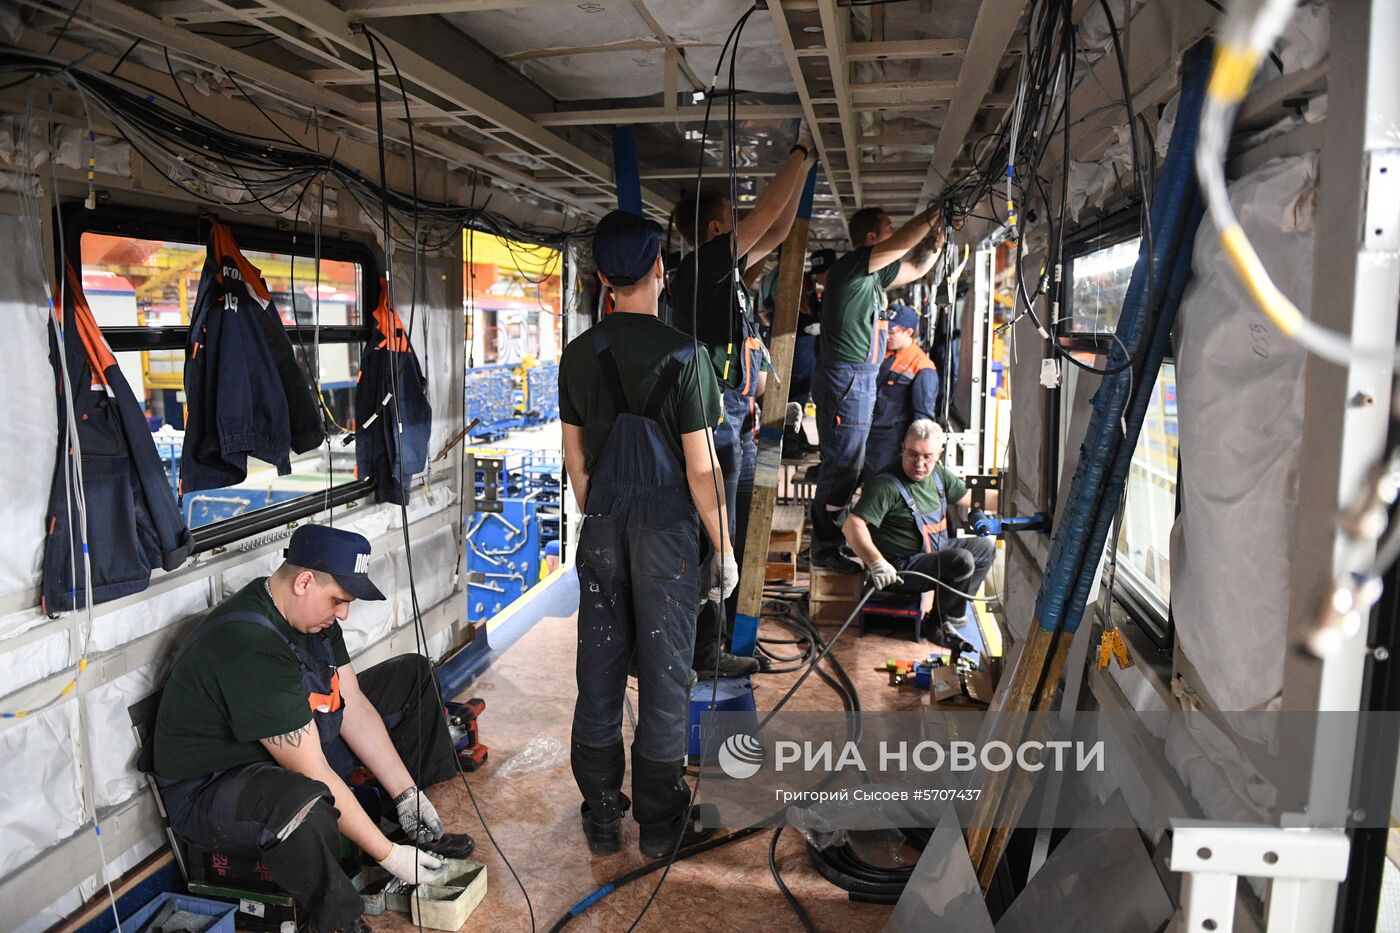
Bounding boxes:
[842,419,995,635]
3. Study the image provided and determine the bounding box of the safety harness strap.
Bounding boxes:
[590,327,632,415]
[891,470,948,554]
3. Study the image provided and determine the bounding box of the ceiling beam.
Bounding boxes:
[502,37,715,63]
[846,38,968,61]
[918,0,1027,203]
[253,0,673,214]
[532,104,803,126]
[764,0,847,218]
[75,0,617,216]
[816,0,862,203]
[850,79,957,106]
[339,0,586,18]
[859,132,938,147]
[629,0,705,93]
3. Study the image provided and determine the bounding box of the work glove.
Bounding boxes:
[867,559,901,591]
[802,322,821,336]
[378,843,449,886]
[394,785,444,843]
[795,123,815,160]
[708,549,740,602]
[786,401,804,430]
[968,510,994,536]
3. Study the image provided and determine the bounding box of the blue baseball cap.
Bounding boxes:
[593,210,663,286]
[890,302,920,332]
[284,524,386,601]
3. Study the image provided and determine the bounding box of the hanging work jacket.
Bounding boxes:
[43,264,193,613]
[355,278,432,505]
[180,220,324,494]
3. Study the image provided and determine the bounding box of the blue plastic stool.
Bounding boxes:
[859,591,924,642]
[687,676,758,759]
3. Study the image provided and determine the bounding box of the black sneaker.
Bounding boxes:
[693,652,760,679]
[639,803,721,859]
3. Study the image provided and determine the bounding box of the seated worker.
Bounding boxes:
[559,210,735,858]
[842,419,995,637]
[152,524,472,933]
[672,128,815,677]
[861,302,939,485]
[810,207,943,572]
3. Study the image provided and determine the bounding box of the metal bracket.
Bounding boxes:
[1169,821,1351,933]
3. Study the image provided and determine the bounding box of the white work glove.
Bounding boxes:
[378,843,449,886]
[708,550,740,602]
[795,123,815,160]
[394,785,444,843]
[867,559,901,591]
[802,322,821,336]
[786,401,804,430]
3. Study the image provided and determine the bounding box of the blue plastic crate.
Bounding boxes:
[121,892,236,933]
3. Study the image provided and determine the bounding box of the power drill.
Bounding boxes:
[447,698,488,771]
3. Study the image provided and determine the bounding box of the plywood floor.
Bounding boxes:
[364,591,953,933]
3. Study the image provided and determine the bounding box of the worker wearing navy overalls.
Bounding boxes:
[861,302,940,485]
[809,207,944,572]
[559,211,735,858]
[151,525,472,933]
[671,133,815,675]
[842,419,996,635]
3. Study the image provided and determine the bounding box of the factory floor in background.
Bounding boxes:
[365,596,963,932]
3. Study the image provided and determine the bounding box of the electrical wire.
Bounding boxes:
[1195,0,1397,368]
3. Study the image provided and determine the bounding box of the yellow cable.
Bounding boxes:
[1207,43,1259,104]
[1220,224,1305,336]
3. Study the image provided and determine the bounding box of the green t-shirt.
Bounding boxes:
[670,233,752,389]
[153,579,350,780]
[853,465,968,560]
[820,245,901,363]
[559,311,724,472]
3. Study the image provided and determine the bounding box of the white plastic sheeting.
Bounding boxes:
[13,829,166,933]
[341,553,396,657]
[0,705,84,877]
[83,662,160,809]
[1172,154,1317,711]
[393,525,458,631]
[0,629,70,696]
[87,578,210,654]
[0,215,58,603]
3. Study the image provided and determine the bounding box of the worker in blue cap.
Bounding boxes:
[559,210,732,858]
[862,302,940,485]
[151,524,473,933]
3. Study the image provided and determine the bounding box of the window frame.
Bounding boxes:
[61,203,382,552]
[1058,222,1177,649]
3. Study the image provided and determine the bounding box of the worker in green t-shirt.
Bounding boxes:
[559,210,732,859]
[810,206,944,571]
[670,127,815,677]
[844,419,996,637]
[151,524,472,933]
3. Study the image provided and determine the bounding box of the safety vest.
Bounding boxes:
[873,343,937,431]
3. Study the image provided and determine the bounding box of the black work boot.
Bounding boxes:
[631,750,721,858]
[572,740,629,854]
[692,651,760,679]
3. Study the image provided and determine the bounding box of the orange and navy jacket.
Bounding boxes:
[181,220,324,494]
[43,263,193,613]
[355,276,432,505]
[871,342,940,433]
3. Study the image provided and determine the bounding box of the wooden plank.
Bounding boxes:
[732,175,814,646]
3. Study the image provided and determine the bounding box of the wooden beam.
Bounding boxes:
[532,104,804,126]
[504,38,678,62]
[850,79,957,106]
[766,0,848,218]
[859,132,938,148]
[816,0,862,202]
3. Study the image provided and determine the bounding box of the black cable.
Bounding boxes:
[770,827,816,933]
[108,38,140,76]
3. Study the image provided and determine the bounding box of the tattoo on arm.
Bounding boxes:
[265,723,312,748]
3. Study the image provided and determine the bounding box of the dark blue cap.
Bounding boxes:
[890,302,920,332]
[284,524,386,601]
[593,210,663,286]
